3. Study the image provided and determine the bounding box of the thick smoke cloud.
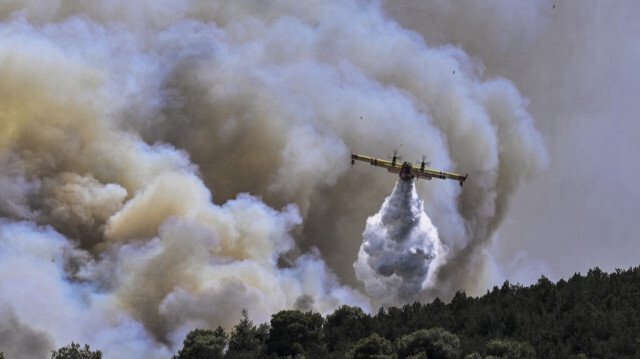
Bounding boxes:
[0,0,550,356]
[354,180,445,304]
[0,305,53,359]
[384,0,640,285]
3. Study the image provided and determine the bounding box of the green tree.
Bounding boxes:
[485,339,535,359]
[50,342,102,359]
[396,327,460,359]
[227,309,266,359]
[325,305,371,355]
[174,327,227,359]
[267,310,326,359]
[346,333,395,359]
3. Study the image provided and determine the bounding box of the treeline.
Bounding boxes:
[368,267,640,358]
[172,266,640,359]
[18,266,640,358]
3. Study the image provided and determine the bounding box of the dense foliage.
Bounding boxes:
[12,266,637,359]
[50,342,102,359]
[173,327,227,359]
[347,333,393,359]
[266,310,326,358]
[366,266,640,358]
[173,266,640,359]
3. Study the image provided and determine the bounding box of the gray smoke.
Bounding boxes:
[0,0,552,356]
[0,305,53,359]
[384,0,640,286]
[354,180,445,304]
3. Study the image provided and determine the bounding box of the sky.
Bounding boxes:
[1,1,639,357]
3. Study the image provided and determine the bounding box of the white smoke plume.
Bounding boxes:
[0,0,549,356]
[354,180,445,305]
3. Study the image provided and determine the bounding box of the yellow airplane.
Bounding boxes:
[351,152,468,186]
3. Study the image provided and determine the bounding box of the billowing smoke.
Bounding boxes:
[0,0,548,356]
[354,180,445,304]
[382,1,640,285]
[0,305,53,359]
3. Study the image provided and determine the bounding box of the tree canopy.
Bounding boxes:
[50,343,102,359]
[39,265,640,359]
[347,333,394,359]
[396,327,461,359]
[174,266,640,358]
[173,327,227,359]
[267,310,326,359]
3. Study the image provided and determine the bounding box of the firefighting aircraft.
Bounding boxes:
[351,151,468,186]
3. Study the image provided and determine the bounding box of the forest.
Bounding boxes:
[13,266,640,359]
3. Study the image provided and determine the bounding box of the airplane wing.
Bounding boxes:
[351,152,468,186]
[351,153,402,172]
[412,163,468,186]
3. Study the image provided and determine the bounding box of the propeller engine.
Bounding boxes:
[388,150,403,165]
[416,155,431,171]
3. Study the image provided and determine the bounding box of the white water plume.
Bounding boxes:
[354,180,446,305]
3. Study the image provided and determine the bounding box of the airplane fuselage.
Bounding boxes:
[399,162,414,181]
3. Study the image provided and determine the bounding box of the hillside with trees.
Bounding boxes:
[34,266,640,359]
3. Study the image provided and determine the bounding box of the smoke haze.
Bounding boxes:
[2,0,632,357]
[383,0,640,286]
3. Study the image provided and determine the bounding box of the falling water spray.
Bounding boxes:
[354,179,446,305]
